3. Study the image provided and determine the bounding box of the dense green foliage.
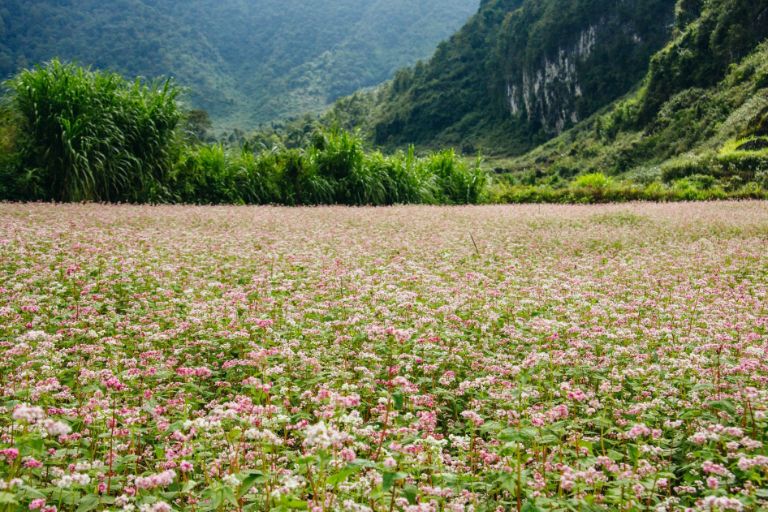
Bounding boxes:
[2,60,181,202]
[0,0,477,128]
[639,0,768,120]
[0,62,488,205]
[490,0,768,201]
[170,132,488,206]
[347,0,676,153]
[320,0,766,201]
[489,173,768,203]
[4,0,768,204]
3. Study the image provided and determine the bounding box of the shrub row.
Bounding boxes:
[660,137,768,183]
[170,135,488,206]
[492,173,768,204]
[0,61,487,205]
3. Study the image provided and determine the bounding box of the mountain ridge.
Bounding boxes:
[0,0,478,128]
[358,0,677,154]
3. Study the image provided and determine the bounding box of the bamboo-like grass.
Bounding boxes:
[5,60,181,202]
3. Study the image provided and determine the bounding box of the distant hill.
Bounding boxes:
[0,0,478,128]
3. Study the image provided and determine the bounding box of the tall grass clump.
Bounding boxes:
[368,146,436,205]
[311,128,386,205]
[422,149,488,204]
[0,105,22,199]
[280,148,335,206]
[4,60,181,202]
[173,145,284,205]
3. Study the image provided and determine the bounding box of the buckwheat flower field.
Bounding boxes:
[1,203,767,512]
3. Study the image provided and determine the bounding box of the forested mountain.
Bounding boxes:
[499,0,768,182]
[3,0,768,203]
[0,0,478,128]
[326,0,768,192]
[353,0,677,153]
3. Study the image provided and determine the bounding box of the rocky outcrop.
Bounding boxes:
[370,0,676,152]
[506,25,598,132]
[499,2,675,135]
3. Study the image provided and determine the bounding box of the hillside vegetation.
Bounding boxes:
[290,0,768,201]
[2,0,768,204]
[489,0,768,201]
[348,0,677,153]
[0,0,477,128]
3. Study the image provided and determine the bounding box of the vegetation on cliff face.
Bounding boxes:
[0,0,477,128]
[358,0,677,153]
[490,0,768,198]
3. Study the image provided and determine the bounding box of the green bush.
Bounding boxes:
[281,148,335,206]
[0,106,22,199]
[366,148,434,205]
[492,175,765,204]
[568,173,615,202]
[311,128,386,205]
[671,176,727,200]
[747,106,768,136]
[422,149,488,204]
[237,150,282,205]
[4,60,181,202]
[660,153,716,182]
[714,137,768,181]
[731,181,768,199]
[172,144,283,205]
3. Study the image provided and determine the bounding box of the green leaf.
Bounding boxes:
[76,494,100,512]
[183,479,199,493]
[19,437,45,455]
[403,484,418,505]
[498,473,517,493]
[203,487,223,509]
[628,444,639,464]
[708,399,736,415]
[0,492,18,505]
[327,465,360,486]
[238,472,266,499]
[499,427,536,442]
[522,501,542,512]
[222,486,239,507]
[17,485,46,499]
[382,471,407,492]
[392,392,404,411]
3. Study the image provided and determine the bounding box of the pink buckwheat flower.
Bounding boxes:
[460,410,484,427]
[0,448,19,462]
[29,499,46,510]
[135,470,176,490]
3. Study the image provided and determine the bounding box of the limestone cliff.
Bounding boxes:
[370,0,676,152]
